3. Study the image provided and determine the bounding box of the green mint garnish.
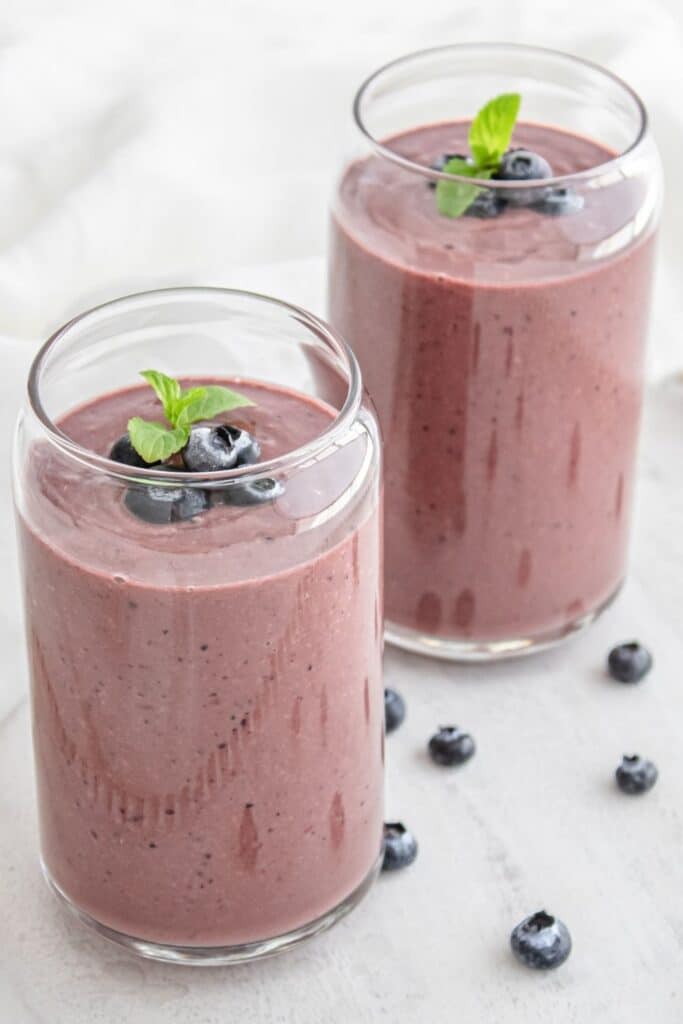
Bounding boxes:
[435,92,521,219]
[127,370,253,464]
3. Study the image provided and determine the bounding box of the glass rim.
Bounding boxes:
[352,42,649,191]
[26,286,364,485]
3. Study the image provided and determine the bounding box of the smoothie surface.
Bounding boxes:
[336,121,642,281]
[28,379,365,585]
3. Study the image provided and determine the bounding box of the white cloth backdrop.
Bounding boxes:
[0,0,681,350]
[1,0,681,709]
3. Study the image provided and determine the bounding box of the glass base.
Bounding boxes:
[385,583,623,662]
[42,856,382,966]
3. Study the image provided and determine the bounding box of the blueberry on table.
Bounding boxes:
[428,725,475,766]
[616,754,658,794]
[384,688,406,734]
[382,822,418,872]
[533,185,584,217]
[465,188,506,219]
[510,911,572,970]
[183,426,261,473]
[109,433,157,469]
[124,485,209,524]
[219,477,285,507]
[495,148,553,206]
[607,641,652,683]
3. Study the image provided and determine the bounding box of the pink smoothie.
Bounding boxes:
[20,381,383,946]
[330,122,656,642]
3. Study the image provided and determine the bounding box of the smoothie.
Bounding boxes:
[19,379,383,948]
[330,121,656,646]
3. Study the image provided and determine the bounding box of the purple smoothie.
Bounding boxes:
[19,380,383,947]
[330,121,656,645]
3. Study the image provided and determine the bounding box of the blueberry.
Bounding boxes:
[464,188,506,219]
[109,433,157,469]
[124,485,209,524]
[384,688,406,733]
[616,754,658,794]
[533,186,584,217]
[427,152,468,189]
[607,642,652,683]
[510,911,572,970]
[428,725,475,766]
[218,477,285,507]
[495,148,553,207]
[497,148,553,182]
[382,822,418,872]
[222,425,261,466]
[183,426,261,473]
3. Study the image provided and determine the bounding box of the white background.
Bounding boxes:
[1,2,683,1021]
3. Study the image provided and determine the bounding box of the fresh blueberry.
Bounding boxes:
[616,754,658,794]
[533,186,584,217]
[221,425,261,466]
[510,911,572,970]
[607,642,652,683]
[218,477,285,507]
[183,425,261,473]
[427,152,468,189]
[382,822,418,872]
[428,725,475,766]
[497,148,553,182]
[465,188,506,219]
[495,148,553,206]
[124,485,209,524]
[384,688,406,734]
[109,433,157,469]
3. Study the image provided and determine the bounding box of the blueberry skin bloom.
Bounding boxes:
[616,755,658,794]
[221,477,285,507]
[533,186,584,217]
[384,688,406,734]
[124,485,209,524]
[511,911,572,970]
[607,642,653,683]
[381,823,418,872]
[183,425,261,473]
[497,148,553,182]
[495,148,553,207]
[428,726,476,766]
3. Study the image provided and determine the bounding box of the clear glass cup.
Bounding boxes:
[329,43,662,660]
[13,287,384,964]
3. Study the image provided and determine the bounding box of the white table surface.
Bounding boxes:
[2,2,683,1021]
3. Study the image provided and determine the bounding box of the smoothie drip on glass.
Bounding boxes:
[329,45,661,659]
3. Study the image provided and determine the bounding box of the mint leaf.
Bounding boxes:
[127,417,189,463]
[176,384,253,428]
[140,370,182,421]
[469,92,521,169]
[436,157,493,219]
[130,371,254,462]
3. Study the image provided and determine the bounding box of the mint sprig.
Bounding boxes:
[435,92,521,218]
[127,370,253,464]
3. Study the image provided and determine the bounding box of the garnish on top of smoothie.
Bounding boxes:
[108,371,283,523]
[432,92,583,219]
[121,370,254,465]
